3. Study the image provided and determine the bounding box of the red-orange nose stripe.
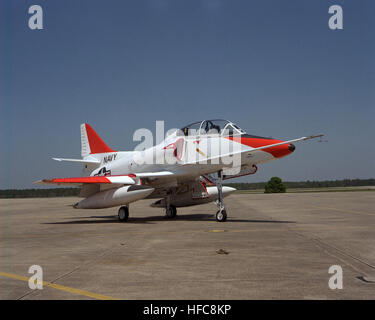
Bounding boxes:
[228,136,292,158]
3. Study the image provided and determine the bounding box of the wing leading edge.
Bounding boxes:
[34,175,136,186]
[34,171,175,187]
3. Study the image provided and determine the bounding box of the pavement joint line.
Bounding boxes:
[258,210,375,277]
[14,243,122,300]
[0,271,119,300]
[312,238,375,271]
[1,228,283,240]
[285,227,375,276]
[308,205,374,217]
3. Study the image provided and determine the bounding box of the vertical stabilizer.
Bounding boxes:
[81,124,91,157]
[80,123,115,157]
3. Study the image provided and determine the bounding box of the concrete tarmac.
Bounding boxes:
[0,192,374,299]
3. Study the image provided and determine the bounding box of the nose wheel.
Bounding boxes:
[216,209,227,222]
[214,170,228,222]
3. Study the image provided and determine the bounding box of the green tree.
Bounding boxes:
[264,177,286,193]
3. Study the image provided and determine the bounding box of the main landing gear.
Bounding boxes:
[118,205,129,222]
[164,194,177,219]
[215,170,227,222]
[165,204,177,219]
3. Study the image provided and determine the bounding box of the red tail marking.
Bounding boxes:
[85,124,115,154]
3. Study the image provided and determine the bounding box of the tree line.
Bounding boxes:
[0,179,374,198]
[225,178,375,190]
[0,188,80,198]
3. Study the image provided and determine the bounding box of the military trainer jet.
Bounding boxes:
[36,120,322,222]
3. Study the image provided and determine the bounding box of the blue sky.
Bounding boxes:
[1,0,374,188]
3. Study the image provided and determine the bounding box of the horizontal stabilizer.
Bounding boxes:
[52,158,101,164]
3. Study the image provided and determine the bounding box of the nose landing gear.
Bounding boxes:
[215,170,228,222]
[216,208,227,222]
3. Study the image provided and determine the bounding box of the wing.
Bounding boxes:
[134,171,174,178]
[34,175,136,186]
[34,171,175,187]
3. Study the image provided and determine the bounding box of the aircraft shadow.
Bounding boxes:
[44,213,295,225]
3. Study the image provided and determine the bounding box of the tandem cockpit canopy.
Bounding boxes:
[179,119,246,137]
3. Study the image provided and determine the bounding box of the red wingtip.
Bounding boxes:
[85,124,115,154]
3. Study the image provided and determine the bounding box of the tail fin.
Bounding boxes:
[80,123,115,157]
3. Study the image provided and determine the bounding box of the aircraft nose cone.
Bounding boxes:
[288,143,296,152]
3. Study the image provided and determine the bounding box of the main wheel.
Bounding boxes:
[216,209,227,222]
[118,206,129,222]
[165,205,177,219]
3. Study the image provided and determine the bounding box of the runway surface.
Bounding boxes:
[0,192,374,299]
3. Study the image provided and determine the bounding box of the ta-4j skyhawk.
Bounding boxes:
[36,120,322,222]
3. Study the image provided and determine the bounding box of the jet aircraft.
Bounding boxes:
[36,120,322,222]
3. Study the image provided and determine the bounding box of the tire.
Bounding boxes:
[166,205,177,219]
[118,206,129,222]
[216,209,227,222]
